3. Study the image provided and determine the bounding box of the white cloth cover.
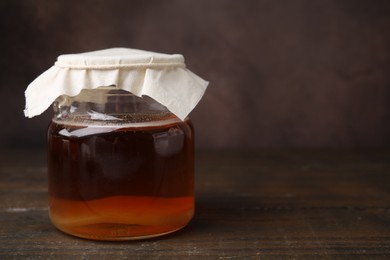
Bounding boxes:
[24,48,209,120]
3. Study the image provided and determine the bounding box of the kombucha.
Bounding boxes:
[47,117,194,240]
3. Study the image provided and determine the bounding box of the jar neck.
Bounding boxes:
[52,87,178,125]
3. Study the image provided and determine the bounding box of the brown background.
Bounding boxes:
[1,0,390,150]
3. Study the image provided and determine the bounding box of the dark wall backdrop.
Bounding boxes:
[1,0,390,149]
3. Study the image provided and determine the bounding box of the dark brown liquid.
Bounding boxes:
[47,119,194,240]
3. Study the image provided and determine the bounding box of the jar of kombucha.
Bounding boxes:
[24,48,208,240]
[47,87,195,240]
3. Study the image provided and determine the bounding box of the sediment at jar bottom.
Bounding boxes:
[49,195,194,240]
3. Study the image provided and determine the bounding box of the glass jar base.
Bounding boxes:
[53,224,188,241]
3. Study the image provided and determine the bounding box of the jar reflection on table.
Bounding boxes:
[47,88,195,240]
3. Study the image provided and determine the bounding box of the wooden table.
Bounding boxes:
[1,149,390,258]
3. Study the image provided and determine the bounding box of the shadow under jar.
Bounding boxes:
[47,87,194,240]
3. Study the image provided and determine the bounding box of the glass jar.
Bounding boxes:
[47,87,194,240]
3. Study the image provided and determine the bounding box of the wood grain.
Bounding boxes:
[0,149,390,258]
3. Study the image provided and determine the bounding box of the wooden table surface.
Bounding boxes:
[1,149,390,259]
